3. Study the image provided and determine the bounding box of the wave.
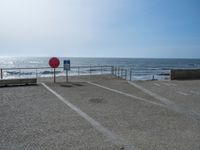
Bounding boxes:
[6,71,33,75]
[41,71,61,74]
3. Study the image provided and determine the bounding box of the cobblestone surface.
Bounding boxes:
[1,75,200,150]
[0,84,119,150]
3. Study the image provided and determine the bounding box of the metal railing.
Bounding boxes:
[0,65,113,80]
[0,65,171,81]
[112,66,170,80]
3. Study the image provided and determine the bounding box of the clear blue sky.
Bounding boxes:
[0,0,200,58]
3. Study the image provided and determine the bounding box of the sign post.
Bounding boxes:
[1,69,3,80]
[49,57,60,83]
[64,60,70,82]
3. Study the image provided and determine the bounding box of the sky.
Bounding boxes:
[0,0,200,58]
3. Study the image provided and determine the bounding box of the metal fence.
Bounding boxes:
[0,65,171,81]
[0,65,113,80]
[112,66,170,80]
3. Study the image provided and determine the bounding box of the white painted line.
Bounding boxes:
[153,83,160,87]
[128,81,173,106]
[163,83,176,87]
[177,91,188,96]
[89,81,200,121]
[87,82,164,107]
[127,81,200,121]
[190,90,200,95]
[41,83,135,150]
[163,83,171,87]
[169,83,176,86]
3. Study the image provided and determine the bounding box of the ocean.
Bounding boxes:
[0,57,200,80]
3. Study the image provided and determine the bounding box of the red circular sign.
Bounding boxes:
[49,57,60,68]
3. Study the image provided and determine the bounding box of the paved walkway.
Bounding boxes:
[0,75,200,150]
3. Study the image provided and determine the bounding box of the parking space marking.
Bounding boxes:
[163,83,176,87]
[190,90,200,95]
[128,81,200,121]
[153,83,160,87]
[177,91,188,96]
[41,83,135,150]
[163,83,171,87]
[88,82,164,107]
[170,83,176,86]
[128,81,173,105]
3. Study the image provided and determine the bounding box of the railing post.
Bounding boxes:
[152,75,155,80]
[36,69,38,79]
[121,68,122,78]
[89,65,91,81]
[111,66,114,75]
[19,69,21,78]
[123,69,125,79]
[78,66,80,76]
[129,69,132,81]
[121,68,124,79]
[1,69,3,79]
[125,69,127,80]
[124,69,125,79]
[90,65,91,76]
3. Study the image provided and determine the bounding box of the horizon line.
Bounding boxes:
[0,56,200,59]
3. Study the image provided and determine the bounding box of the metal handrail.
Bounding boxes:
[0,65,114,80]
[0,65,171,81]
[0,65,113,70]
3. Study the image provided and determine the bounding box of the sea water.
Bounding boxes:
[0,57,200,80]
